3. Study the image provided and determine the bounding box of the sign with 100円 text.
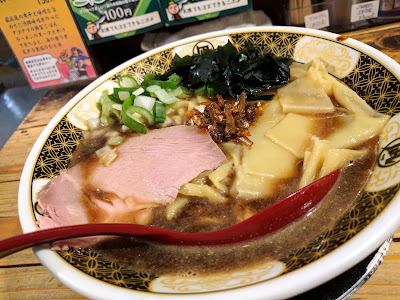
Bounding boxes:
[67,0,163,45]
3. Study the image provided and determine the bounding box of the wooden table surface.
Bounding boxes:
[1,22,400,299]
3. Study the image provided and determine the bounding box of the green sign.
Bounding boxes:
[68,0,163,45]
[159,0,252,26]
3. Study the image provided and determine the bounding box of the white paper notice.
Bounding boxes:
[351,0,379,23]
[166,0,249,21]
[23,54,61,83]
[304,10,330,30]
[86,11,162,40]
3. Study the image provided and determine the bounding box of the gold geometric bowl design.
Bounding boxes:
[27,29,400,294]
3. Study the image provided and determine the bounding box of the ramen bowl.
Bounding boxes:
[18,26,400,299]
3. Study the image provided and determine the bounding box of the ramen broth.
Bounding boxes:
[93,128,377,277]
[67,58,388,276]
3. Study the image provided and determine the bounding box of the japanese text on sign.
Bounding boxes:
[0,0,96,88]
[68,0,162,45]
[23,54,61,83]
[350,0,379,23]
[165,0,248,21]
[304,10,330,30]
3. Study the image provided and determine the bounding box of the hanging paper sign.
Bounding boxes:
[350,0,379,23]
[67,0,163,45]
[0,0,97,89]
[304,10,330,30]
[159,0,252,26]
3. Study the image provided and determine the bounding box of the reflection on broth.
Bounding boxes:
[98,152,376,276]
[39,58,389,277]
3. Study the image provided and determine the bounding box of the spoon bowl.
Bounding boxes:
[1,169,339,259]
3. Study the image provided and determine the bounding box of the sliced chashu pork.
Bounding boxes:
[37,125,226,249]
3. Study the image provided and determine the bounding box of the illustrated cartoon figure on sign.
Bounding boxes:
[57,49,74,79]
[167,0,189,21]
[70,47,89,71]
[56,47,95,80]
[86,15,105,40]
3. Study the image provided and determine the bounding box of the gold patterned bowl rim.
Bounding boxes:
[18,26,400,299]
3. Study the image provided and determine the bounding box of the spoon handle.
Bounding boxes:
[0,223,170,259]
[0,169,339,259]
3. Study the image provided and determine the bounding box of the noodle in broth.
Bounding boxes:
[69,58,388,276]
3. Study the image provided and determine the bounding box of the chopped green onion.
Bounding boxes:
[134,95,156,112]
[146,85,162,97]
[147,85,162,92]
[168,85,191,98]
[126,106,154,125]
[121,113,146,134]
[143,73,181,90]
[107,136,125,146]
[153,102,166,123]
[133,87,145,96]
[99,90,119,126]
[113,87,141,98]
[118,75,138,88]
[207,86,217,98]
[121,97,147,134]
[112,103,122,111]
[81,141,98,149]
[154,88,179,104]
[108,94,122,104]
[121,124,130,132]
[96,145,118,166]
[118,91,130,101]
[141,73,157,88]
[194,86,206,94]
[98,71,188,134]
[167,73,181,83]
[147,79,178,90]
[114,87,142,94]
[87,118,100,131]
[105,130,120,137]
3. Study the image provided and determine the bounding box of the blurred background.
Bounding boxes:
[1,0,399,149]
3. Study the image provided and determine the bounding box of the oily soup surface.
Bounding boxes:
[70,59,388,277]
[97,156,375,277]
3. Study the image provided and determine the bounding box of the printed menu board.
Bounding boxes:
[0,0,97,89]
[67,0,163,45]
[159,0,252,26]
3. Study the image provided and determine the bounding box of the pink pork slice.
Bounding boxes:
[36,125,226,249]
[89,125,226,203]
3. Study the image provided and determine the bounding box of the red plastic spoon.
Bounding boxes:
[0,169,339,259]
